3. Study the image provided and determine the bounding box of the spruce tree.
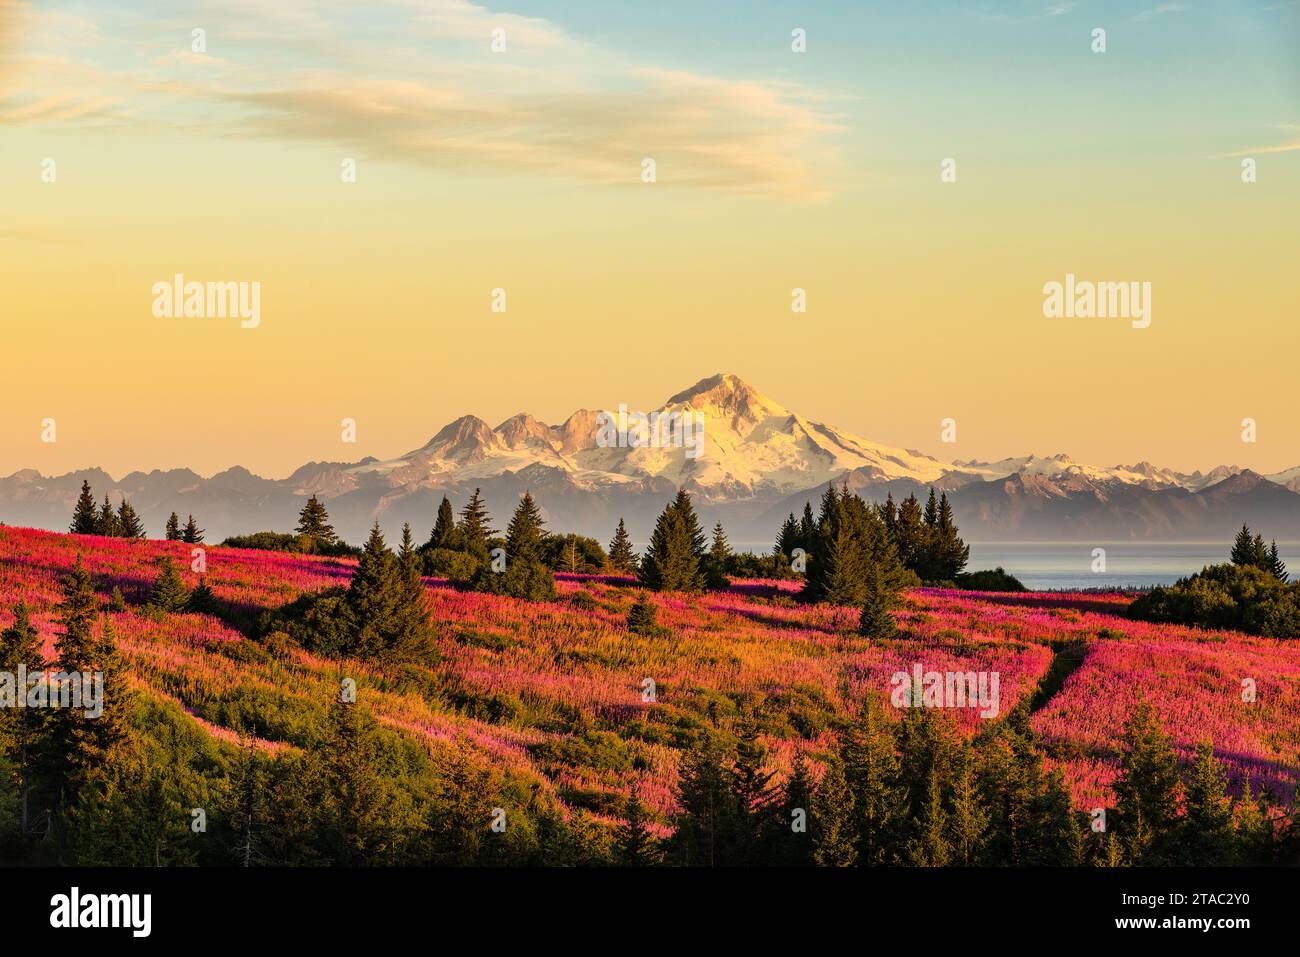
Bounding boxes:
[186,578,218,615]
[96,495,119,537]
[1230,523,1255,566]
[841,694,903,865]
[626,595,661,637]
[348,523,435,665]
[149,556,190,612]
[70,481,98,535]
[615,795,660,866]
[181,514,204,544]
[858,561,899,638]
[295,495,336,545]
[427,496,457,550]
[772,752,815,866]
[703,521,731,590]
[730,719,775,864]
[457,488,494,559]
[893,493,927,575]
[931,493,970,581]
[798,502,817,553]
[670,737,736,866]
[949,752,988,865]
[810,755,857,866]
[904,766,953,866]
[1179,741,1236,865]
[504,492,546,564]
[0,603,45,840]
[1267,540,1289,583]
[639,491,704,593]
[116,499,145,539]
[1112,699,1181,865]
[776,513,799,559]
[164,512,181,541]
[56,558,100,671]
[607,518,638,574]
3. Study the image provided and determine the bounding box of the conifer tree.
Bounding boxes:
[1179,741,1236,865]
[905,766,953,866]
[730,719,775,864]
[318,697,397,865]
[626,595,661,637]
[427,496,457,550]
[858,560,899,638]
[457,488,494,559]
[164,512,181,541]
[56,558,100,671]
[615,795,660,866]
[1112,699,1181,865]
[348,523,435,665]
[1230,523,1255,566]
[96,495,119,538]
[923,488,939,529]
[181,514,204,544]
[931,493,970,581]
[776,513,799,558]
[772,752,815,866]
[639,491,705,593]
[607,518,638,573]
[295,496,335,545]
[1267,540,1289,583]
[948,752,988,865]
[810,754,857,866]
[703,521,731,590]
[670,737,735,866]
[70,481,99,535]
[798,502,817,553]
[892,493,927,575]
[504,492,546,564]
[186,578,218,615]
[149,556,190,612]
[227,735,265,867]
[116,498,145,539]
[0,603,45,839]
[841,694,904,865]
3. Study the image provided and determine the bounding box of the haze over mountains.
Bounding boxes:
[4,374,1298,545]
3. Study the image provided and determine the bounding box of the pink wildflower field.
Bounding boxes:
[2,525,1297,819]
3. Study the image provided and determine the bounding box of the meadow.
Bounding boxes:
[2,522,1296,839]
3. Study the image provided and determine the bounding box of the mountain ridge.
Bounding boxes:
[2,374,1297,544]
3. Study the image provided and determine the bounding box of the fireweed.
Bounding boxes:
[2,527,1297,813]
[0,665,103,718]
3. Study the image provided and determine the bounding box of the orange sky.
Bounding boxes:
[1,0,1297,478]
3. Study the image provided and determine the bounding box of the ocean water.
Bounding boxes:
[966,542,1299,591]
[725,542,1300,591]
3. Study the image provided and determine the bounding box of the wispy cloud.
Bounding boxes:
[1133,4,1185,22]
[966,2,1076,24]
[1224,123,1300,156]
[0,0,843,199]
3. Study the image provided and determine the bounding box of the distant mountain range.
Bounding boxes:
[3,374,1299,546]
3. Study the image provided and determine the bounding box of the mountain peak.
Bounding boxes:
[662,373,786,421]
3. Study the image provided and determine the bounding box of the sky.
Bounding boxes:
[1,0,1297,479]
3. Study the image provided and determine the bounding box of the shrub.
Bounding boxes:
[1128,563,1300,638]
[954,567,1027,592]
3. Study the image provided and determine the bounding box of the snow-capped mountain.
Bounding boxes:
[2,374,1298,544]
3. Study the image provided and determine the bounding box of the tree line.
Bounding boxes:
[623,696,1299,867]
